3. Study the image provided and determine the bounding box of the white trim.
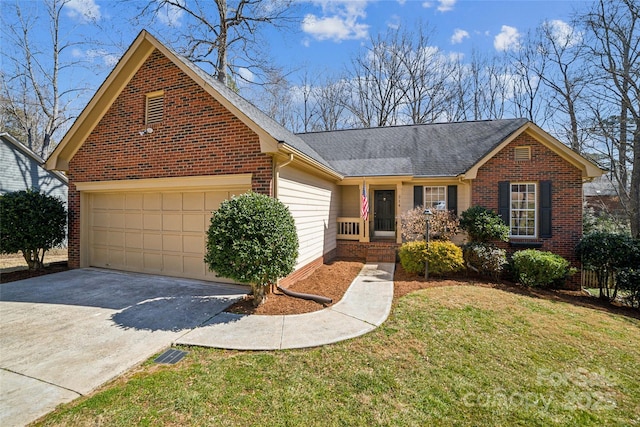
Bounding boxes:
[75,174,252,192]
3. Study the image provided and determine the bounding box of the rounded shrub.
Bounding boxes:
[462,242,507,279]
[512,249,576,288]
[0,189,67,270]
[460,206,509,243]
[204,192,299,306]
[398,240,464,276]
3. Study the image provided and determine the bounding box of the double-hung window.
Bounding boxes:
[510,183,536,237]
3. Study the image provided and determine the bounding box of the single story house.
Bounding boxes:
[46,31,604,287]
[1,132,68,202]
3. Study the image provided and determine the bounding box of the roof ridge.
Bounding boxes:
[296,118,528,136]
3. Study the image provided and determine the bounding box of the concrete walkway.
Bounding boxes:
[177,262,395,350]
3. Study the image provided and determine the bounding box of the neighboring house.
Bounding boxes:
[583,174,626,219]
[46,31,604,287]
[1,132,68,203]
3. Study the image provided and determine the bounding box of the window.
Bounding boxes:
[510,183,536,236]
[145,91,164,124]
[424,186,446,211]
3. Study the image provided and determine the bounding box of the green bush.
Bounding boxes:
[462,242,507,279]
[204,192,299,306]
[512,249,576,288]
[460,206,509,243]
[617,268,640,308]
[0,189,67,270]
[575,232,639,301]
[399,240,464,276]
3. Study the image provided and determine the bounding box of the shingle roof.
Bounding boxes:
[297,119,529,177]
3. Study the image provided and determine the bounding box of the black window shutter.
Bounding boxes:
[498,181,510,225]
[540,181,552,238]
[413,186,423,208]
[447,185,458,215]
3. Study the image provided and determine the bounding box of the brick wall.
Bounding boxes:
[66,49,273,267]
[473,132,583,288]
[336,241,399,263]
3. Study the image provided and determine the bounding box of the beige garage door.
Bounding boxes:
[89,190,237,282]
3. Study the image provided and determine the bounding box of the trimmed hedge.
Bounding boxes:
[399,240,464,276]
[512,249,576,288]
[462,242,507,280]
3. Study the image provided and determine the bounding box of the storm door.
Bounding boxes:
[374,190,395,237]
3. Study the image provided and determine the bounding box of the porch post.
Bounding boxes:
[359,181,369,242]
[396,182,403,244]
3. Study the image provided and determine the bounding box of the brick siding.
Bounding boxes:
[336,240,399,263]
[472,133,583,288]
[66,49,273,267]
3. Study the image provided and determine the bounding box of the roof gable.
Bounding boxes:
[46,30,338,178]
[1,133,68,185]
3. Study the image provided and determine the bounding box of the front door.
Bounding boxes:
[374,190,395,237]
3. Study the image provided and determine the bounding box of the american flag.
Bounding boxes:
[361,183,369,221]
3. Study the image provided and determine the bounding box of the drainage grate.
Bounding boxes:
[155,348,188,364]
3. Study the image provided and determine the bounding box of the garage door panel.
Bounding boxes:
[126,251,143,268]
[89,188,247,282]
[163,193,182,211]
[162,234,182,251]
[183,193,204,211]
[108,230,124,247]
[125,193,143,209]
[183,235,203,254]
[143,193,161,210]
[205,192,228,211]
[143,214,162,230]
[183,214,205,232]
[163,214,182,231]
[125,213,142,229]
[125,232,142,249]
[143,233,162,250]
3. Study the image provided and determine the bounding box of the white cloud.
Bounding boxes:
[156,0,184,27]
[451,28,469,44]
[302,1,369,42]
[494,25,521,52]
[237,67,255,83]
[545,19,582,47]
[387,14,401,30]
[422,0,455,11]
[437,0,456,12]
[65,0,101,22]
[86,49,119,67]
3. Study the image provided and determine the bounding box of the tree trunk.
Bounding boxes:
[251,283,268,307]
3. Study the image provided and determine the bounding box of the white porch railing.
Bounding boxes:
[337,217,362,240]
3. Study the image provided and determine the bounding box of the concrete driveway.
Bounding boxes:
[0,268,247,427]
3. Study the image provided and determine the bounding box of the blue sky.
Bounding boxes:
[3,0,589,115]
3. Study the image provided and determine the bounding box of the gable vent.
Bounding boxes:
[146,91,164,124]
[514,146,531,161]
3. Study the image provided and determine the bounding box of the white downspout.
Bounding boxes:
[273,153,294,199]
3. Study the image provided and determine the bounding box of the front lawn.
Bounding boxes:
[37,285,640,426]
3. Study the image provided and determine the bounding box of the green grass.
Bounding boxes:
[37,286,640,426]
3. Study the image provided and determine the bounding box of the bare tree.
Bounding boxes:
[0,0,88,157]
[141,0,294,86]
[583,0,640,237]
[396,26,455,124]
[535,19,589,152]
[313,76,349,132]
[342,30,406,128]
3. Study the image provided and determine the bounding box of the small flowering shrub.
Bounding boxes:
[462,242,507,279]
[400,207,459,241]
[512,249,576,288]
[398,240,464,276]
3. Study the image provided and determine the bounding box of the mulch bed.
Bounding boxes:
[0,262,70,283]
